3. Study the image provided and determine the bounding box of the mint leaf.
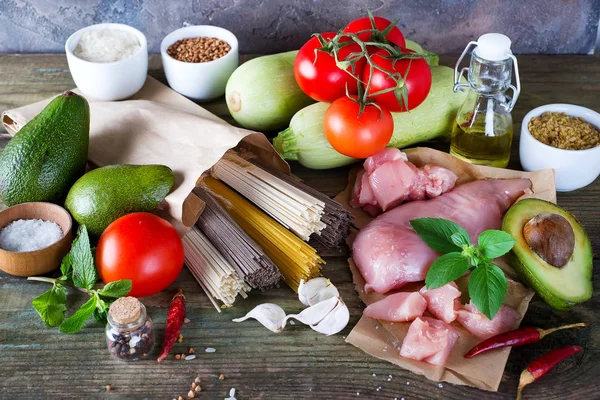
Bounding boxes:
[32,284,67,327]
[71,225,98,290]
[59,252,74,281]
[410,218,470,255]
[425,252,471,289]
[60,295,98,334]
[99,280,132,299]
[93,298,110,323]
[478,230,517,260]
[468,263,507,320]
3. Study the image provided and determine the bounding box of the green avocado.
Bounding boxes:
[65,164,175,237]
[0,91,90,206]
[502,198,593,310]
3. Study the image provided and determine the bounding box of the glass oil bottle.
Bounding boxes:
[450,33,521,168]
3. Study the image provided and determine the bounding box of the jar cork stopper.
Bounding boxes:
[109,296,142,325]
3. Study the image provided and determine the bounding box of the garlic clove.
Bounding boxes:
[298,277,339,306]
[286,296,339,326]
[310,300,350,336]
[232,303,287,333]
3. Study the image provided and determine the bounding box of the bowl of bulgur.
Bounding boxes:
[521,104,600,191]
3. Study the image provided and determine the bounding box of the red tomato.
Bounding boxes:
[294,32,366,102]
[324,96,394,158]
[96,212,184,298]
[343,16,406,50]
[362,49,432,112]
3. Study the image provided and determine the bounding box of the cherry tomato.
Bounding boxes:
[96,212,184,298]
[343,16,406,51]
[324,96,394,158]
[294,32,366,102]
[362,49,432,112]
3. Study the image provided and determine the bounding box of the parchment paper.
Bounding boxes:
[335,147,556,391]
[1,77,288,234]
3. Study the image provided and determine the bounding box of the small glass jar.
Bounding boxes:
[105,297,154,361]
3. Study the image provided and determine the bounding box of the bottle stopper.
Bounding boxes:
[109,296,142,325]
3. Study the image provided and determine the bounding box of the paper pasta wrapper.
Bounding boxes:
[334,147,556,392]
[1,77,288,235]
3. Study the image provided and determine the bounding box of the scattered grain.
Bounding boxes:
[188,390,195,399]
[219,374,225,381]
[105,385,112,391]
[178,333,184,343]
[167,37,231,63]
[528,112,600,150]
[189,347,195,354]
[185,354,196,361]
[184,318,191,324]
[205,347,216,353]
[195,377,202,384]
[195,385,202,393]
[178,396,185,400]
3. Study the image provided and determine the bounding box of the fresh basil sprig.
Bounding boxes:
[410,217,516,320]
[28,225,132,334]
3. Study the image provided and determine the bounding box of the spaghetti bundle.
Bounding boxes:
[201,176,324,291]
[183,226,250,311]
[212,152,350,247]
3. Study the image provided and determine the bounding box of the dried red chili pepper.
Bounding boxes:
[157,289,186,362]
[464,323,586,358]
[517,345,582,400]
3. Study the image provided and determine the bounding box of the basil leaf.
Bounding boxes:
[99,280,132,299]
[71,225,98,290]
[32,284,67,327]
[478,230,517,260]
[60,296,98,334]
[410,218,470,255]
[425,252,470,289]
[468,264,507,320]
[451,231,470,248]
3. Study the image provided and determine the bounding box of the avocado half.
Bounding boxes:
[502,198,593,310]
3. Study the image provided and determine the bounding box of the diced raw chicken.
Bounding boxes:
[353,178,532,294]
[369,159,420,211]
[456,302,521,339]
[419,282,462,324]
[399,317,460,366]
[350,169,365,208]
[363,292,427,322]
[364,148,406,174]
[422,165,459,198]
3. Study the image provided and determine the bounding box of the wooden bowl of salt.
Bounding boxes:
[0,202,73,276]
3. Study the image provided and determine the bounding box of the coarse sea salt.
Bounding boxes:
[0,219,63,252]
[74,28,141,63]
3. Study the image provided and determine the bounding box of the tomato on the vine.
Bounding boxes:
[294,32,366,102]
[96,212,184,298]
[343,16,406,51]
[324,96,394,158]
[362,49,432,112]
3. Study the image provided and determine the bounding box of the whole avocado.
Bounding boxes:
[65,164,175,237]
[0,91,90,206]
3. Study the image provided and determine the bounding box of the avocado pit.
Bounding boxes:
[523,213,575,268]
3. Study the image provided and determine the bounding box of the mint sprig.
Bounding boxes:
[411,217,516,319]
[28,225,132,334]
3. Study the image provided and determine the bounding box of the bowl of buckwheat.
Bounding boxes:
[521,104,600,191]
[161,25,239,101]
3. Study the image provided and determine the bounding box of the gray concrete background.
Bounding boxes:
[0,0,599,54]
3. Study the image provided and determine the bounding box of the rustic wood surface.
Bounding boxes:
[0,54,598,400]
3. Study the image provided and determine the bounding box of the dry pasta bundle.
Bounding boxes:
[212,152,350,247]
[201,176,324,292]
[183,226,250,311]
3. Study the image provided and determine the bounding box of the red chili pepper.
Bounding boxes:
[157,289,186,362]
[517,345,582,400]
[464,323,586,358]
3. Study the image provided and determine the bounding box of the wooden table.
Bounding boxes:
[0,54,598,400]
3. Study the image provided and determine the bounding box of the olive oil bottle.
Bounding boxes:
[450,33,520,168]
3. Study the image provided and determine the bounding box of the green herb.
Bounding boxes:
[410,217,517,319]
[28,225,132,333]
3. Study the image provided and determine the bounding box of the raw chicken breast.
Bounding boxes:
[419,282,462,324]
[353,178,532,294]
[363,292,427,322]
[364,148,406,174]
[456,302,521,339]
[400,317,460,366]
[369,159,420,211]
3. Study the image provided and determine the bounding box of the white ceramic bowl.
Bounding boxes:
[65,23,148,101]
[520,104,600,192]
[160,25,239,101]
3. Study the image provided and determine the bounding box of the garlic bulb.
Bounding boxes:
[232,303,286,333]
[298,277,339,306]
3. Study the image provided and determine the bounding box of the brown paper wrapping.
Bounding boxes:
[335,147,556,391]
[1,77,288,234]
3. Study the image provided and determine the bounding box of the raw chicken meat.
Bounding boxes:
[419,282,462,324]
[363,292,427,322]
[350,148,458,213]
[399,317,460,366]
[353,178,532,294]
[456,302,521,339]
